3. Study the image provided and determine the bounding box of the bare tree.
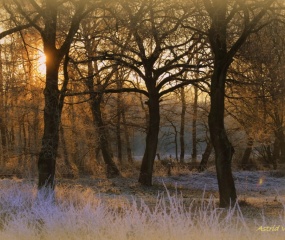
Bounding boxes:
[6,0,95,190]
[201,0,275,207]
[99,0,208,186]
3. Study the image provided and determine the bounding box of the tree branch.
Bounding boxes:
[64,87,149,97]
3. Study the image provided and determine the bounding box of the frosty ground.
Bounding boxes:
[1,169,285,239]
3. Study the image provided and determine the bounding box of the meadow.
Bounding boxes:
[1,168,285,240]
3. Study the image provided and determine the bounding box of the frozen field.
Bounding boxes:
[155,170,285,196]
[0,170,285,239]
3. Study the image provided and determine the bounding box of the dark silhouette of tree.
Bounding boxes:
[102,0,208,185]
[66,0,208,185]
[201,0,275,207]
[191,85,198,162]
[179,87,186,163]
[7,0,95,191]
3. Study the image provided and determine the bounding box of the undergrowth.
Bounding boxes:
[0,179,284,240]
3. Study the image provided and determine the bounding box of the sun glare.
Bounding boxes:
[37,51,46,75]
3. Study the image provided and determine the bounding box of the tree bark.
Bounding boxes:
[139,92,160,186]
[206,0,238,208]
[70,95,80,172]
[38,55,61,189]
[122,109,133,163]
[198,141,212,172]
[36,0,87,191]
[180,87,186,163]
[240,137,253,170]
[116,79,123,165]
[38,65,60,189]
[0,45,7,168]
[208,65,237,207]
[90,94,120,177]
[265,145,273,168]
[85,39,120,177]
[276,126,285,165]
[174,126,178,161]
[272,137,279,170]
[59,123,73,175]
[37,0,64,190]
[192,86,198,162]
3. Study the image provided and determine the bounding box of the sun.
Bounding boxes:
[37,51,46,75]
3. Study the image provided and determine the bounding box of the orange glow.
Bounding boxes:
[37,51,46,75]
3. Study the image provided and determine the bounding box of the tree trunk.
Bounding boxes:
[122,109,133,163]
[265,145,273,168]
[206,0,237,208]
[84,36,120,177]
[192,86,198,162]
[174,127,178,161]
[271,139,278,170]
[0,45,7,168]
[33,106,40,155]
[70,97,80,171]
[208,66,237,207]
[276,128,285,165]
[139,93,160,186]
[38,57,61,190]
[198,141,212,172]
[38,0,64,191]
[180,87,186,163]
[0,117,6,168]
[116,102,123,165]
[90,94,120,177]
[21,116,28,170]
[116,80,123,165]
[240,137,253,170]
[37,0,86,191]
[59,123,73,175]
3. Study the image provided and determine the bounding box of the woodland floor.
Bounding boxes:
[55,167,285,224]
[2,165,285,239]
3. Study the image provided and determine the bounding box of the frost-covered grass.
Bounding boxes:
[0,178,285,240]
